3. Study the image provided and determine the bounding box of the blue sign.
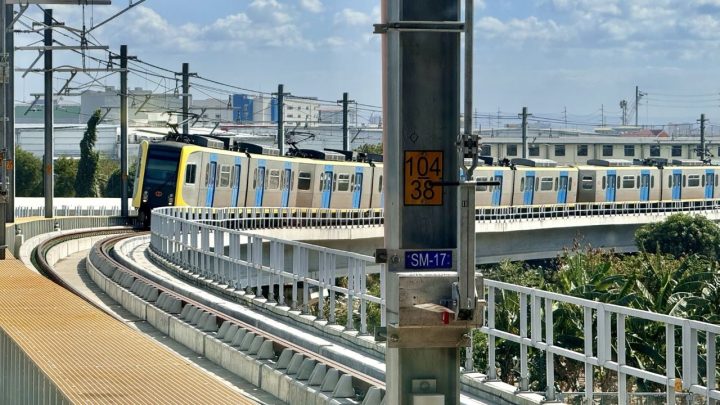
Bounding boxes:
[405,250,453,270]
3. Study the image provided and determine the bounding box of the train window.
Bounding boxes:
[253,168,257,189]
[622,176,635,189]
[568,178,573,191]
[185,164,197,184]
[219,165,231,188]
[688,175,700,187]
[716,174,719,187]
[535,177,540,191]
[683,175,687,187]
[520,177,524,191]
[702,175,706,187]
[617,176,621,189]
[205,163,210,186]
[668,175,672,186]
[298,172,312,190]
[577,145,588,157]
[582,176,593,190]
[554,178,558,191]
[268,170,281,190]
[333,174,338,191]
[651,176,655,188]
[601,176,606,190]
[337,174,351,192]
[379,175,383,192]
[540,178,553,191]
[319,173,325,191]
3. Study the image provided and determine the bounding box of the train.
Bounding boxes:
[132,135,720,225]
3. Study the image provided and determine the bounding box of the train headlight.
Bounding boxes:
[168,193,175,205]
[142,190,148,202]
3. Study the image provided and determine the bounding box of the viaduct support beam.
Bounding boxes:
[381,0,462,403]
[43,8,52,219]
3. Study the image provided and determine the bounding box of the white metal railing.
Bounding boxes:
[482,279,720,404]
[15,205,137,218]
[150,207,386,334]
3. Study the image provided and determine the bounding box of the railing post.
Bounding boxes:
[486,286,497,380]
[346,258,356,331]
[291,245,300,310]
[317,251,325,321]
[667,323,676,404]
[544,298,556,402]
[617,313,627,405]
[327,253,336,325]
[682,322,699,391]
[584,306,594,404]
[519,292,529,391]
[707,332,716,405]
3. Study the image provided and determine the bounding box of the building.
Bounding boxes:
[80,86,182,126]
[16,124,119,159]
[251,95,277,124]
[318,106,358,126]
[191,98,234,125]
[15,103,81,125]
[283,97,320,126]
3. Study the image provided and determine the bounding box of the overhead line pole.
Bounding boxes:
[520,107,532,158]
[698,113,708,162]
[338,92,354,152]
[5,1,14,227]
[43,8,53,219]
[182,62,190,135]
[0,1,6,259]
[274,84,288,155]
[111,45,136,217]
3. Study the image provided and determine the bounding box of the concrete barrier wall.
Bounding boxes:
[0,328,71,405]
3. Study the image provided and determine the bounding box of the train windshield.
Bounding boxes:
[145,146,180,185]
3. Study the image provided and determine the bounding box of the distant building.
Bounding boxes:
[283,97,320,127]
[15,103,81,125]
[16,124,119,159]
[318,106,358,125]
[232,94,254,123]
[80,86,181,126]
[191,98,234,125]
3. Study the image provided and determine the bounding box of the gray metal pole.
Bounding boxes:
[182,62,189,135]
[0,1,6,259]
[382,0,462,403]
[521,106,528,158]
[635,86,639,127]
[700,113,706,161]
[5,2,13,226]
[342,92,349,151]
[277,83,284,155]
[463,0,473,138]
[43,8,53,219]
[120,45,128,217]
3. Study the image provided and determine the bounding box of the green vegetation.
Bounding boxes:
[15,147,42,197]
[475,213,720,394]
[75,110,101,197]
[355,143,382,155]
[54,157,78,197]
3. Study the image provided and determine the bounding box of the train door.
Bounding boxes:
[255,160,266,206]
[605,170,617,202]
[705,169,715,199]
[557,171,569,204]
[281,162,292,207]
[353,167,364,209]
[640,170,650,201]
[523,172,535,205]
[322,165,333,208]
[492,170,503,206]
[205,155,218,207]
[231,158,242,207]
[672,170,682,200]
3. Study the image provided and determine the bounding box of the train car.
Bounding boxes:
[472,165,513,207]
[577,159,660,203]
[133,140,185,224]
[510,159,578,206]
[660,160,718,202]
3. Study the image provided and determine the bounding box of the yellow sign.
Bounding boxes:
[404,150,443,206]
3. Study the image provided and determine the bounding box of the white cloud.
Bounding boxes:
[250,0,281,10]
[476,16,568,43]
[300,0,323,13]
[334,8,373,26]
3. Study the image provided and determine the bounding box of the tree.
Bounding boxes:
[75,110,101,197]
[55,157,78,197]
[15,147,42,197]
[104,163,136,198]
[635,214,720,259]
[355,143,382,155]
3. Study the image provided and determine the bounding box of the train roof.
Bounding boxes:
[511,158,557,167]
[587,159,632,167]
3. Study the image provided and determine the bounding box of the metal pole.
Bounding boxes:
[5,2,13,226]
[182,62,189,135]
[43,8,53,219]
[699,113,706,161]
[382,0,462,403]
[635,86,639,127]
[521,107,528,158]
[277,83,284,155]
[463,0,473,139]
[342,92,349,151]
[0,0,6,259]
[120,45,128,217]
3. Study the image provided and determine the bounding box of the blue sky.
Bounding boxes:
[14,0,720,127]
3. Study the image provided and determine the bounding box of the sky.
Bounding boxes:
[12,0,720,128]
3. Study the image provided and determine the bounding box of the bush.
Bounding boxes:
[635,214,720,259]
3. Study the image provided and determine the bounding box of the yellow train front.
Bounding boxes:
[132,136,385,226]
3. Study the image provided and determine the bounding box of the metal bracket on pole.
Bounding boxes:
[373,21,465,34]
[7,3,27,30]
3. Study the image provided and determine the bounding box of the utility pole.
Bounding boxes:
[274,84,288,155]
[601,104,605,127]
[698,113,708,162]
[0,2,6,259]
[338,92,354,151]
[519,107,532,158]
[563,106,567,129]
[4,1,13,229]
[110,45,136,217]
[620,100,628,126]
[377,0,482,402]
[635,86,645,127]
[181,62,190,135]
[43,8,53,219]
